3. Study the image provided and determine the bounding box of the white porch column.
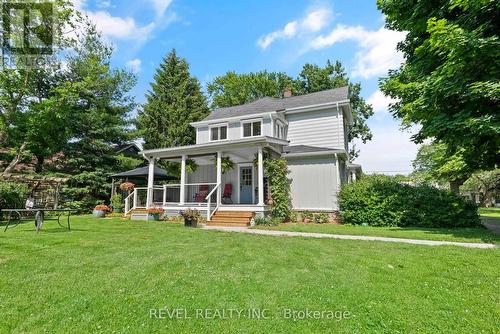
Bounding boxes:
[216,151,222,205]
[180,155,186,205]
[146,157,155,208]
[258,147,264,206]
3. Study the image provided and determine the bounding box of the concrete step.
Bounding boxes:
[130,213,148,221]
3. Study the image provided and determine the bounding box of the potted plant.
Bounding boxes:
[180,209,201,227]
[93,204,110,218]
[147,207,164,221]
[110,194,123,213]
[119,182,135,192]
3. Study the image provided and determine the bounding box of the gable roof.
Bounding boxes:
[202,86,349,123]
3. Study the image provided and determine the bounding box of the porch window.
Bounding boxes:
[210,125,228,141]
[242,120,262,137]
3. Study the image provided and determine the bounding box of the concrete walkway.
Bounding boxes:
[203,226,498,249]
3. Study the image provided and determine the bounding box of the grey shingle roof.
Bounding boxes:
[203,86,348,122]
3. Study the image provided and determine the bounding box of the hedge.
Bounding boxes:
[0,182,29,209]
[338,175,480,228]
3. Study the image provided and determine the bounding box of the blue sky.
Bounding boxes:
[74,0,419,174]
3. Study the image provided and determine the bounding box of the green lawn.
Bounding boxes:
[480,207,500,220]
[254,223,499,244]
[1,216,499,333]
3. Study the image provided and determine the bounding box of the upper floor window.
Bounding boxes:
[274,121,286,139]
[210,124,227,141]
[242,120,261,137]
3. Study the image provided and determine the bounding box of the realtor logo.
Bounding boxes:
[2,1,54,68]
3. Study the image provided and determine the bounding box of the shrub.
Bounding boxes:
[264,158,291,222]
[339,175,480,228]
[110,194,123,208]
[0,182,29,209]
[313,212,330,224]
[301,211,313,222]
[254,216,281,226]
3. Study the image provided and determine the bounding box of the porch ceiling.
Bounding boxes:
[140,136,289,160]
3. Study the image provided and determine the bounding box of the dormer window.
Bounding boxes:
[274,120,286,139]
[242,120,261,137]
[210,124,228,141]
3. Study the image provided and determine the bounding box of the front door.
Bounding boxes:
[239,166,253,204]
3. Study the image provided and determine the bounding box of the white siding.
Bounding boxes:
[287,156,339,211]
[196,126,209,144]
[286,108,344,149]
[195,115,274,144]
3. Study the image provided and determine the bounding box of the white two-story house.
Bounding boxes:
[128,87,357,225]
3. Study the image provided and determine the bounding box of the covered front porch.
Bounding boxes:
[126,137,288,220]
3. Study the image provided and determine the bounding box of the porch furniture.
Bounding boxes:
[1,208,74,233]
[194,185,209,202]
[222,184,233,204]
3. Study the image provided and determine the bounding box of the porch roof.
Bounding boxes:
[140,136,289,159]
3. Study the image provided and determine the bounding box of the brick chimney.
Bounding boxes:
[283,86,293,98]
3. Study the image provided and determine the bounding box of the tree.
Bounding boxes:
[60,23,137,209]
[207,71,294,108]
[137,49,209,149]
[462,169,500,207]
[411,142,470,193]
[378,0,500,175]
[0,0,77,174]
[207,60,373,160]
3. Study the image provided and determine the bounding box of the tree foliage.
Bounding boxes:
[411,142,470,192]
[207,60,373,160]
[378,0,500,173]
[138,49,209,150]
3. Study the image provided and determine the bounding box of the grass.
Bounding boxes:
[1,216,499,333]
[254,223,499,244]
[479,207,500,218]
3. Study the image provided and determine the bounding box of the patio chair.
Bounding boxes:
[194,185,209,202]
[222,184,233,204]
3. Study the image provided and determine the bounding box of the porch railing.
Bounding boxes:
[126,183,219,213]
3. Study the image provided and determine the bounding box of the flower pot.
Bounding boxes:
[148,213,160,221]
[184,217,197,227]
[93,210,106,218]
[112,207,122,214]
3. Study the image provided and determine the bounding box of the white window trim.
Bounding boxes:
[241,119,263,138]
[274,119,287,139]
[208,123,229,142]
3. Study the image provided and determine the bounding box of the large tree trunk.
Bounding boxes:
[35,154,44,173]
[3,142,27,175]
[449,179,465,195]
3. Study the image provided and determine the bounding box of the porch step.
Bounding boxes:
[207,211,255,227]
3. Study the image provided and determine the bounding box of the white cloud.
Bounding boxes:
[126,58,141,73]
[257,7,332,50]
[367,90,398,114]
[71,0,174,45]
[149,0,173,18]
[310,25,406,78]
[87,11,155,42]
[96,0,112,9]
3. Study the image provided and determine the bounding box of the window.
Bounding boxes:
[274,121,286,139]
[242,120,262,137]
[210,125,228,141]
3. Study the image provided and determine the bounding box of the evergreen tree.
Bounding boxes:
[61,24,137,209]
[138,49,209,149]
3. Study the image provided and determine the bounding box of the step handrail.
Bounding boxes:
[205,182,221,221]
[124,189,135,215]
